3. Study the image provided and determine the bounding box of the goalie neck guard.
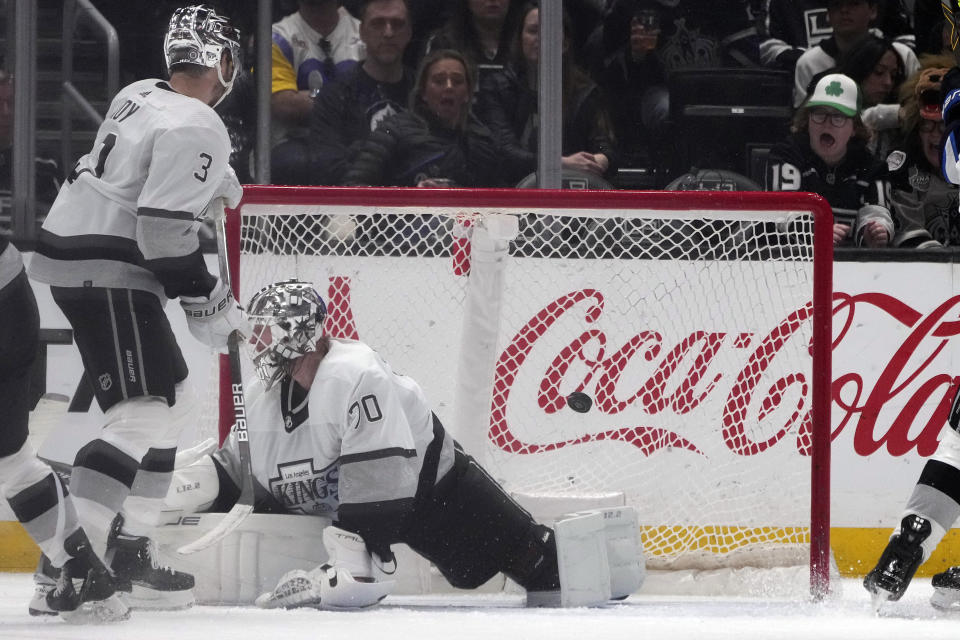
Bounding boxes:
[246,280,328,390]
[164,4,242,102]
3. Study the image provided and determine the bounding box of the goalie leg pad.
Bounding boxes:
[589,506,645,599]
[530,511,611,607]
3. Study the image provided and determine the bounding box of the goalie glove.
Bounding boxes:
[254,563,394,610]
[180,279,249,352]
[254,568,322,609]
[255,526,395,610]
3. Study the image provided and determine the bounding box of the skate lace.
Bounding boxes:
[51,570,71,597]
[146,538,176,575]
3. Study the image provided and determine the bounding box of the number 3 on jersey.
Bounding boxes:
[348,394,383,430]
[194,153,212,182]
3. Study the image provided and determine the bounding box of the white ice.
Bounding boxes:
[2,575,959,640]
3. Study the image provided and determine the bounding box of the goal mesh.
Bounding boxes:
[221,187,833,595]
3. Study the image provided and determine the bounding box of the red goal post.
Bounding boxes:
[218,186,834,597]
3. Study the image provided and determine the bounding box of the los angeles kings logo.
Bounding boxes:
[268,459,339,515]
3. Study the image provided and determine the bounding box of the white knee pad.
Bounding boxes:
[0,442,53,499]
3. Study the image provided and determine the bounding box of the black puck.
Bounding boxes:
[566,391,592,413]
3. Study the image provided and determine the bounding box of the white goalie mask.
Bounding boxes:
[246,280,328,390]
[164,4,242,105]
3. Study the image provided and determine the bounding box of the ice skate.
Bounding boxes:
[106,514,195,610]
[931,566,960,609]
[863,514,930,609]
[28,554,58,616]
[44,529,129,623]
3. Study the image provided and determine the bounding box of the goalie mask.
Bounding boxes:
[164,4,242,105]
[246,280,328,390]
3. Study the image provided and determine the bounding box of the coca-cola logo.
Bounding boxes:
[831,292,959,457]
[487,289,812,459]
[322,277,960,460]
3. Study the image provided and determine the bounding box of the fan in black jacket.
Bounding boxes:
[475,2,617,186]
[343,49,503,187]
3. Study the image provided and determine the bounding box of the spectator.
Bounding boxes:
[421,0,523,81]
[0,71,59,222]
[310,0,415,185]
[343,48,502,187]
[887,56,960,248]
[793,0,919,107]
[915,0,949,54]
[271,0,365,184]
[762,0,914,72]
[596,1,667,169]
[767,73,894,247]
[836,35,907,158]
[598,0,759,73]
[475,2,616,185]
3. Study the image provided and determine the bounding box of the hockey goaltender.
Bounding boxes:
[155,279,645,609]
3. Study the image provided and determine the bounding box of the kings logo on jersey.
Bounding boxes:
[268,459,339,515]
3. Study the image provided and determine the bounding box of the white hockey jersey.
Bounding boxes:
[214,339,455,525]
[29,79,237,300]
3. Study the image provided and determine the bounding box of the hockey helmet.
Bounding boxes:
[164,5,242,100]
[246,280,328,389]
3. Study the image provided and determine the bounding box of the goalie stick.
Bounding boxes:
[177,200,255,555]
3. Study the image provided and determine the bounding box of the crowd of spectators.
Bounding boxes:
[12,0,960,252]
[243,0,955,249]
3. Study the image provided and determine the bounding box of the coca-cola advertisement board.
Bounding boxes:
[11,254,958,563]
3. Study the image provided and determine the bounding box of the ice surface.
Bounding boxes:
[1,574,958,640]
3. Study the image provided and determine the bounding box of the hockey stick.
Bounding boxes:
[177,201,255,554]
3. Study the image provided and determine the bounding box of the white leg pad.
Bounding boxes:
[152,513,333,605]
[553,511,612,607]
[590,506,645,598]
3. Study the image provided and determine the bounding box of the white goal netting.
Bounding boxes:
[217,187,833,595]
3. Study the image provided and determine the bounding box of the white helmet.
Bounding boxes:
[246,280,327,390]
[164,4,242,104]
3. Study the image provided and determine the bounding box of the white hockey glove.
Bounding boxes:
[254,526,396,610]
[180,279,249,352]
[215,165,243,210]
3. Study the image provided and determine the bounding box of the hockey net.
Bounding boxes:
[217,186,833,597]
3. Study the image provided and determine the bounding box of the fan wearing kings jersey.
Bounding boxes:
[170,280,643,609]
[863,0,960,612]
[26,4,246,613]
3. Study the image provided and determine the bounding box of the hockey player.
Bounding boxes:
[0,238,128,622]
[863,1,960,609]
[26,4,246,612]
[168,280,643,609]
